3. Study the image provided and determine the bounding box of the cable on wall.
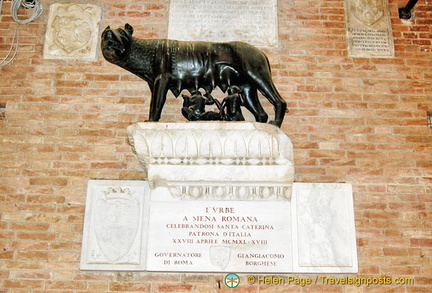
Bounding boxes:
[0,0,43,66]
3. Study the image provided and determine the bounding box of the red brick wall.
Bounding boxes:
[0,0,431,292]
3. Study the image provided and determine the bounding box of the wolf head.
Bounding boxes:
[101,23,134,63]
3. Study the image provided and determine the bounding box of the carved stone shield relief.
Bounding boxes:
[209,245,231,270]
[350,0,384,26]
[80,180,149,271]
[94,187,140,263]
[43,3,102,59]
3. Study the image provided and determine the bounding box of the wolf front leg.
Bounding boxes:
[147,76,170,122]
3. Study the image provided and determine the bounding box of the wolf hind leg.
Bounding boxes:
[253,76,287,127]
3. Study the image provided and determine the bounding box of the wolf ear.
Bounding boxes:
[125,23,134,35]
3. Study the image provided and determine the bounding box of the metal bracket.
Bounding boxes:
[427,111,432,128]
[399,0,419,19]
[0,103,5,120]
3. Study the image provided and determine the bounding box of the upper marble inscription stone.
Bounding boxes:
[168,0,279,48]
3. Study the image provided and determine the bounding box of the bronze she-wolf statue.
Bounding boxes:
[101,23,287,127]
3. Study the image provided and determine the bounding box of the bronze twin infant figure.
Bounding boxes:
[101,23,287,127]
[181,86,245,122]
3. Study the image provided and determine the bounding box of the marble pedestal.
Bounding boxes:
[80,122,357,273]
[127,122,294,200]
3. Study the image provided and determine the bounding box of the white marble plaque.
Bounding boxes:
[292,183,357,273]
[345,0,394,57]
[43,3,103,60]
[80,180,357,273]
[146,195,292,272]
[80,180,150,271]
[168,0,278,47]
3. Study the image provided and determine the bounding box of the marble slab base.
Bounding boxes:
[80,180,357,273]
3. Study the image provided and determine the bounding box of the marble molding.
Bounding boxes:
[127,122,295,200]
